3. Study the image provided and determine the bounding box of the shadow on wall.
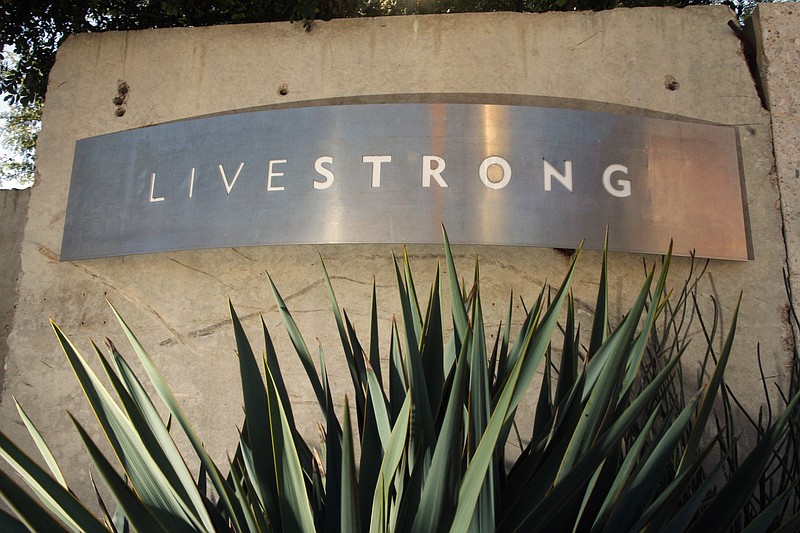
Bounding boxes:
[0,188,31,399]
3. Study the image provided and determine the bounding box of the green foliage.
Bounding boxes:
[1,231,799,531]
[0,99,41,187]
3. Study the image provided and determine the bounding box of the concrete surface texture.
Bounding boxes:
[0,7,793,508]
[0,188,30,389]
[754,3,800,345]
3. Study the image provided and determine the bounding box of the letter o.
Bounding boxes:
[479,156,512,190]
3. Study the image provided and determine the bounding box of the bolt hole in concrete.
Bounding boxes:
[665,75,680,91]
[278,83,289,96]
[113,81,129,116]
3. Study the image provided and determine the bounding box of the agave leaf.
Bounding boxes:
[111,479,131,533]
[89,473,118,532]
[487,322,502,392]
[420,262,445,421]
[239,457,272,533]
[554,293,578,408]
[443,334,458,389]
[399,303,435,474]
[341,397,362,533]
[389,454,409,532]
[267,273,327,416]
[392,448,427,533]
[687,386,800,533]
[649,439,732,532]
[501,287,545,385]
[264,363,317,533]
[620,243,673,398]
[496,292,513,391]
[228,451,267,533]
[344,311,369,426]
[582,266,654,403]
[772,510,800,533]
[95,341,212,531]
[442,226,469,351]
[369,391,412,533]
[558,268,654,480]
[13,397,68,489]
[359,381,385,532]
[678,294,741,475]
[403,247,424,346]
[258,318,293,425]
[0,512,32,533]
[366,364,393,449]
[108,346,212,529]
[370,472,387,533]
[502,347,685,532]
[588,229,609,359]
[450,250,579,533]
[309,454,325,531]
[603,394,700,532]
[394,251,420,362]
[393,252,434,444]
[107,303,248,532]
[410,328,471,533]
[320,342,344,532]
[0,466,72,532]
[467,289,496,532]
[532,344,554,445]
[369,278,383,387]
[321,257,368,423]
[509,249,581,414]
[53,323,207,531]
[320,254,355,365]
[389,319,407,422]
[231,302,281,525]
[500,397,580,527]
[260,316,315,474]
[589,407,659,530]
[449,341,520,533]
[70,415,168,533]
[570,461,605,533]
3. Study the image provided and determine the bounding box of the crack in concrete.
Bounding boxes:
[167,256,233,289]
[36,243,59,263]
[181,277,329,342]
[188,311,260,339]
[572,30,602,50]
[231,247,258,262]
[62,256,193,349]
[329,275,391,289]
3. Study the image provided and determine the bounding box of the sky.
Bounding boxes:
[0,96,32,190]
[0,43,33,190]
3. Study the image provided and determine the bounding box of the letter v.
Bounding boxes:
[219,162,245,194]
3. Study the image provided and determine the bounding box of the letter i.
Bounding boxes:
[188,167,196,198]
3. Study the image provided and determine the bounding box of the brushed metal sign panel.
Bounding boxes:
[61,103,748,260]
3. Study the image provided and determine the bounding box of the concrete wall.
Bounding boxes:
[0,188,30,391]
[754,3,800,343]
[1,6,793,505]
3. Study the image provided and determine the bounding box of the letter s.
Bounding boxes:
[314,156,335,190]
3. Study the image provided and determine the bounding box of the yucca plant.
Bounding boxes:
[1,229,799,532]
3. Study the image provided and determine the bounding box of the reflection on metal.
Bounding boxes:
[61,103,748,261]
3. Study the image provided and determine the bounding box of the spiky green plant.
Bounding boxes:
[1,230,799,532]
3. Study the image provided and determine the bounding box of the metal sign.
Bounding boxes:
[61,103,749,261]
